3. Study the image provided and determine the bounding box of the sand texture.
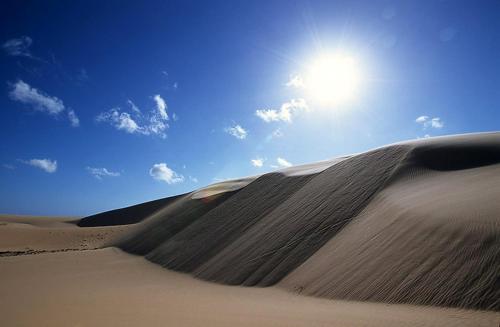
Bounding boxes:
[1,248,498,327]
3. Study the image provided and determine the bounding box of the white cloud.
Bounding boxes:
[8,80,79,127]
[148,114,167,136]
[153,94,168,120]
[24,158,57,173]
[251,158,264,167]
[277,157,292,168]
[3,36,33,57]
[67,109,80,127]
[415,115,444,129]
[225,124,248,139]
[286,74,305,88]
[9,80,65,115]
[96,108,140,134]
[96,95,172,138]
[189,175,198,183]
[430,118,444,128]
[86,167,120,180]
[149,163,184,184]
[415,116,429,124]
[256,98,308,123]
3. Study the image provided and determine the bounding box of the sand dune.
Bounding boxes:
[2,132,499,325]
[91,132,499,311]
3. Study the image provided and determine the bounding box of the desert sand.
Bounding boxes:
[1,132,499,326]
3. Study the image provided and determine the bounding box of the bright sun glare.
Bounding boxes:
[306,54,361,106]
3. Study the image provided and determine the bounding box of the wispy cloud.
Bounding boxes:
[251,157,264,167]
[8,80,79,127]
[23,158,57,173]
[9,80,64,115]
[149,163,184,184]
[286,74,305,88]
[67,109,80,127]
[415,115,428,124]
[153,94,168,120]
[2,164,15,170]
[86,167,120,180]
[256,98,308,123]
[430,118,444,128]
[225,124,248,139]
[277,157,292,168]
[127,99,141,114]
[96,108,140,134]
[96,95,171,138]
[3,36,33,57]
[416,115,444,129]
[188,175,198,183]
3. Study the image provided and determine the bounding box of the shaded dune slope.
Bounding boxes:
[282,134,500,311]
[84,132,499,311]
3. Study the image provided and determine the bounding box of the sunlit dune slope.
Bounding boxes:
[80,132,500,311]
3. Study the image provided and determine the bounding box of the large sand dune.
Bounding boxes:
[82,132,499,312]
[1,132,499,325]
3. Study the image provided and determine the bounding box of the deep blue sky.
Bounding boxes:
[1,0,499,216]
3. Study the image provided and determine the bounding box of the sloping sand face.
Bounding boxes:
[12,132,496,319]
[100,132,500,311]
[281,161,500,310]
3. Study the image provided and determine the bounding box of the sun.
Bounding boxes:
[306,54,361,106]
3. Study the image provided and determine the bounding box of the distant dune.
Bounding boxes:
[1,132,499,326]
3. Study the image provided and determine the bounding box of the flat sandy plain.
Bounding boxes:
[1,132,499,326]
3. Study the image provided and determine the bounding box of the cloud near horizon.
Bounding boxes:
[96,95,170,138]
[225,124,248,139]
[251,157,264,167]
[149,163,184,184]
[416,115,444,129]
[256,98,309,123]
[8,80,79,127]
[86,167,120,180]
[23,158,57,173]
[276,157,292,168]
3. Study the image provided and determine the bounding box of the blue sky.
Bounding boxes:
[1,0,499,216]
